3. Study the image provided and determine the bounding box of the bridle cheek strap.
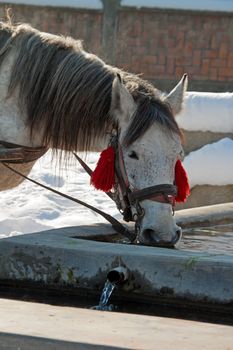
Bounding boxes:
[116,145,130,190]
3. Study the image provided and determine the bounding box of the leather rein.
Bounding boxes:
[0,138,177,242]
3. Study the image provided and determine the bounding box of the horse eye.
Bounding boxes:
[128,151,139,160]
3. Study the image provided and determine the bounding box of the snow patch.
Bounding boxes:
[0,150,120,237]
[0,217,52,237]
[41,174,65,187]
[177,92,233,133]
[184,138,233,188]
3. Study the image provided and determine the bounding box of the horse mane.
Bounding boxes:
[0,21,181,153]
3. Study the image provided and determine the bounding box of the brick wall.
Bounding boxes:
[0,3,232,91]
[0,4,102,55]
[116,8,233,91]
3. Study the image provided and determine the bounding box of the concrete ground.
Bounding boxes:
[0,298,232,350]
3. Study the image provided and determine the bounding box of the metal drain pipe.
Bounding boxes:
[107,266,129,285]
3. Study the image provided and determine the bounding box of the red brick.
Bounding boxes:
[211,35,218,49]
[167,57,174,75]
[184,43,193,57]
[203,21,212,31]
[158,53,166,65]
[210,59,227,67]
[144,55,157,64]
[176,31,185,48]
[142,30,149,40]
[219,67,233,78]
[175,66,184,77]
[139,46,148,57]
[167,39,175,47]
[209,68,218,80]
[219,43,228,59]
[155,65,165,75]
[193,50,201,66]
[132,21,142,37]
[148,64,157,75]
[158,37,165,48]
[131,57,141,73]
[203,50,218,59]
[194,75,206,80]
[228,53,233,67]
[218,76,228,81]
[201,59,210,76]
[176,56,185,66]
[150,37,159,49]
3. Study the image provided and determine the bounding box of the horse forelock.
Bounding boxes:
[121,74,182,147]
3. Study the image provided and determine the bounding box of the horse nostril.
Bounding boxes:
[169,227,182,246]
[142,229,158,242]
[175,227,182,243]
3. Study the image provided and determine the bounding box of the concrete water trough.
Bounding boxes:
[0,203,232,323]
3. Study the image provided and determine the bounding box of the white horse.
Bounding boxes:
[0,21,188,247]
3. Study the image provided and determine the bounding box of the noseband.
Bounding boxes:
[112,136,177,224]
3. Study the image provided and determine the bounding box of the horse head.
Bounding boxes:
[108,74,189,247]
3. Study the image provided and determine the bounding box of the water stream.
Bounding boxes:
[91,280,116,311]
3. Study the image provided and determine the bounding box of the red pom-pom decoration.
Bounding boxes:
[91,146,115,192]
[175,160,190,202]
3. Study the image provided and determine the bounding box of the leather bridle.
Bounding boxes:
[111,136,177,229]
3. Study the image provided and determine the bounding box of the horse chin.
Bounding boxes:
[137,227,182,248]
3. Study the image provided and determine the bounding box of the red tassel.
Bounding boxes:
[91,146,115,192]
[175,160,190,202]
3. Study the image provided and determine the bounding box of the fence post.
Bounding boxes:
[101,0,121,65]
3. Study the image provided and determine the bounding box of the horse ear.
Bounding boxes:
[110,74,135,128]
[165,74,188,115]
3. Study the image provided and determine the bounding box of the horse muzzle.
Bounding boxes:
[138,225,182,247]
